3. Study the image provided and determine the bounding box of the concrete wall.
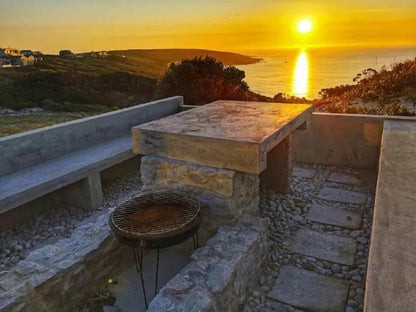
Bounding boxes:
[291,113,415,169]
[0,96,183,176]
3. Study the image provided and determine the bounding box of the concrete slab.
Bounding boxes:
[327,172,361,185]
[267,265,349,312]
[133,101,312,174]
[292,166,316,178]
[365,120,416,312]
[306,203,362,229]
[317,187,366,205]
[290,229,357,265]
[112,248,191,312]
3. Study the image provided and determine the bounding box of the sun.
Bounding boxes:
[297,19,313,34]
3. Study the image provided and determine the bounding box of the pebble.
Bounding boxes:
[331,263,341,273]
[0,171,142,271]
[244,165,374,312]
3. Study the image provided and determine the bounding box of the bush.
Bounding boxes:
[155,56,249,105]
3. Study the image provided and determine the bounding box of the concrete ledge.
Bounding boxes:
[364,119,416,312]
[148,217,270,312]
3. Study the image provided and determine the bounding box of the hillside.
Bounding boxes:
[0,49,260,112]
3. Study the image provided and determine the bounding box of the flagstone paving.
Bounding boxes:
[306,203,362,229]
[292,166,316,178]
[318,187,367,205]
[327,172,362,185]
[243,164,375,312]
[290,229,357,265]
[267,265,349,312]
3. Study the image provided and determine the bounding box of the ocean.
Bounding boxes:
[236,46,416,100]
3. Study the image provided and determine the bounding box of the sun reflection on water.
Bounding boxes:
[292,51,309,98]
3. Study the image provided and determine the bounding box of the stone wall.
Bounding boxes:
[0,213,128,312]
[140,156,260,241]
[148,217,270,312]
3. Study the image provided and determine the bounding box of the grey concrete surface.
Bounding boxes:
[0,96,182,175]
[267,265,349,312]
[0,96,183,215]
[292,166,316,178]
[365,119,416,312]
[133,101,312,174]
[306,203,362,229]
[317,187,367,205]
[327,172,362,185]
[260,135,292,193]
[290,229,357,265]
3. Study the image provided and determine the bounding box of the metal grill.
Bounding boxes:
[109,188,200,243]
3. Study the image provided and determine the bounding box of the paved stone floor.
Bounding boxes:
[244,163,375,312]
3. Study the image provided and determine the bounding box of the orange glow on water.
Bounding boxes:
[292,51,309,98]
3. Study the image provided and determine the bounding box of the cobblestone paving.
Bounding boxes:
[244,163,375,312]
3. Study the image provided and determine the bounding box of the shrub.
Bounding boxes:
[155,56,249,105]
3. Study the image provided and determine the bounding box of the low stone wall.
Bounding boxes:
[0,213,128,312]
[148,217,270,312]
[140,156,260,241]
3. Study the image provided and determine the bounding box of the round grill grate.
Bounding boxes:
[109,188,200,242]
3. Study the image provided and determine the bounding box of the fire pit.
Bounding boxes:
[109,188,201,308]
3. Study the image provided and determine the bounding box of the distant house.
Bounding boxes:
[0,48,22,68]
[21,55,35,66]
[59,50,75,57]
[2,48,20,57]
[90,51,108,58]
[20,50,33,57]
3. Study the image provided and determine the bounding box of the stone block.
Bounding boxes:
[148,218,270,312]
[290,229,357,265]
[317,187,367,205]
[267,265,349,312]
[292,166,316,178]
[306,203,362,229]
[327,172,362,185]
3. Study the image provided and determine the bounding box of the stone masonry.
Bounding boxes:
[140,156,260,241]
[148,217,270,312]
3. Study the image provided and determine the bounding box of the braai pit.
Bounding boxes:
[109,188,201,308]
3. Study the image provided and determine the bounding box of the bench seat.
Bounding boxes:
[364,120,416,312]
[0,135,133,214]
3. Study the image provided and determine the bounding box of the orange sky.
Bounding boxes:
[1,0,415,53]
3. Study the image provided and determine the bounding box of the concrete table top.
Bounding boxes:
[132,101,312,173]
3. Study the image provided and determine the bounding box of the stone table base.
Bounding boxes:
[140,156,260,242]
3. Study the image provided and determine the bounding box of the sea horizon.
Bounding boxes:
[235,45,416,99]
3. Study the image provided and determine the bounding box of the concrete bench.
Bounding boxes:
[0,96,183,215]
[364,119,416,312]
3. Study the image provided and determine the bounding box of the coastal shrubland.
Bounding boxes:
[0,51,414,137]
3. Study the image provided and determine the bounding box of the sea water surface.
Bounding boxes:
[236,47,416,99]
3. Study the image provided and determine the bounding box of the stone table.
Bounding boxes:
[132,101,312,239]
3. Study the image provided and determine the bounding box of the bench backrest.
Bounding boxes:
[0,96,182,176]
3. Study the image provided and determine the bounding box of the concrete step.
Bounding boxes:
[306,203,362,230]
[317,187,367,205]
[289,229,357,265]
[267,265,349,312]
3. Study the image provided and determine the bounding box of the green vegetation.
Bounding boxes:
[0,50,414,137]
[0,113,93,137]
[156,56,251,105]
[314,58,416,115]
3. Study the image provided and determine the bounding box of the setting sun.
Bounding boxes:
[297,19,313,34]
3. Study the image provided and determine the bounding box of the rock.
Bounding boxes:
[331,264,341,273]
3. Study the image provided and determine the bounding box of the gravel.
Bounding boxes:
[244,163,375,312]
[0,170,142,271]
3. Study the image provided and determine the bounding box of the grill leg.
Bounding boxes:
[132,247,148,310]
[192,232,199,250]
[155,248,160,297]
